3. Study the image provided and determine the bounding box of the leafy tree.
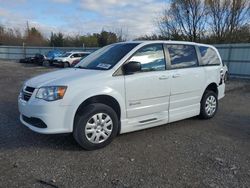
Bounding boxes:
[97,30,118,47]
[50,32,64,47]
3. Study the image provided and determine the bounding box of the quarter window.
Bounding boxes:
[199,46,220,65]
[80,53,88,57]
[129,44,166,72]
[168,45,198,69]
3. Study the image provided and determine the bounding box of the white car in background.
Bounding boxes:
[53,51,91,67]
[18,41,225,150]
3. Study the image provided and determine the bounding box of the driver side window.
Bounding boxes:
[129,44,166,72]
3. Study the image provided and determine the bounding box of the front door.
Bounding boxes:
[124,44,171,121]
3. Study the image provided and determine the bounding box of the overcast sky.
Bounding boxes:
[0,0,168,39]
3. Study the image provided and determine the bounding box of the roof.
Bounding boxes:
[117,40,217,52]
[119,40,214,47]
[66,51,91,54]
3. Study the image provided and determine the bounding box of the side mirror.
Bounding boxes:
[123,61,141,74]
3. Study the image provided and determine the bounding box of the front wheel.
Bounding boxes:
[73,103,119,150]
[200,90,218,119]
[43,60,50,67]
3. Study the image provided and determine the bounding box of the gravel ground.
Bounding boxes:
[0,60,249,188]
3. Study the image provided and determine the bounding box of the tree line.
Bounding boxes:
[0,24,125,47]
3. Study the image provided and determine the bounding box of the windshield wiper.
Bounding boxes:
[75,66,88,69]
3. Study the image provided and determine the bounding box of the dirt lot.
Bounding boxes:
[0,60,249,188]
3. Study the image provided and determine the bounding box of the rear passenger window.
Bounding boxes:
[129,44,166,72]
[199,46,220,65]
[168,45,198,69]
[80,53,87,57]
[72,53,80,58]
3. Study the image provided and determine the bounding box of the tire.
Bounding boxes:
[73,103,119,150]
[63,62,70,68]
[200,90,218,119]
[43,60,50,67]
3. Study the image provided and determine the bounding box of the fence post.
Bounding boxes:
[227,45,232,75]
[7,46,9,59]
[23,42,26,58]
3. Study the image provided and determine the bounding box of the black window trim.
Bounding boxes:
[163,44,172,70]
[113,43,222,76]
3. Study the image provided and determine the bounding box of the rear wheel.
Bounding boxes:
[73,103,119,150]
[63,62,70,68]
[200,90,218,119]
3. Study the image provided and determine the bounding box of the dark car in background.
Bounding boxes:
[19,53,45,65]
[43,50,64,66]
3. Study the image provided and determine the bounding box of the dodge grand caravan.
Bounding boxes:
[18,41,225,150]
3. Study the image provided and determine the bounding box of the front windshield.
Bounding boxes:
[60,52,72,57]
[75,43,139,70]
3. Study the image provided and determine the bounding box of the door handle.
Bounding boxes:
[172,74,181,78]
[159,75,169,80]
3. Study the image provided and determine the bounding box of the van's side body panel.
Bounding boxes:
[168,67,206,123]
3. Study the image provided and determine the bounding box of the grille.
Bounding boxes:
[22,86,35,101]
[22,115,47,128]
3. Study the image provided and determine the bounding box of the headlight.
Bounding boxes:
[36,86,67,101]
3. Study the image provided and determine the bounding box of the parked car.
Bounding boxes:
[53,51,91,68]
[43,50,64,66]
[18,41,225,150]
[19,57,34,64]
[71,52,91,67]
[19,53,45,65]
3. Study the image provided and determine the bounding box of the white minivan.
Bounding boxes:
[18,41,225,150]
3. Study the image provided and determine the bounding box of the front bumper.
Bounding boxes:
[53,60,64,66]
[218,83,225,100]
[18,95,74,134]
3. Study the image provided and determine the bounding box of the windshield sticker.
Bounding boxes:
[96,63,111,69]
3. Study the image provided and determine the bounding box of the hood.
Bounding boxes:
[25,68,105,88]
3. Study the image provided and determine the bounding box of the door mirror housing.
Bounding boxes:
[123,61,141,74]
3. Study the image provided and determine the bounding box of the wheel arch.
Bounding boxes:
[73,95,121,133]
[202,83,218,101]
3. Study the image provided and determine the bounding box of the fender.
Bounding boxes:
[66,86,126,132]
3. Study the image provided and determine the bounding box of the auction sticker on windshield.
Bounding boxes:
[96,63,111,69]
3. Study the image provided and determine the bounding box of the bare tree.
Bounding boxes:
[205,0,250,42]
[109,27,129,42]
[158,0,207,42]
